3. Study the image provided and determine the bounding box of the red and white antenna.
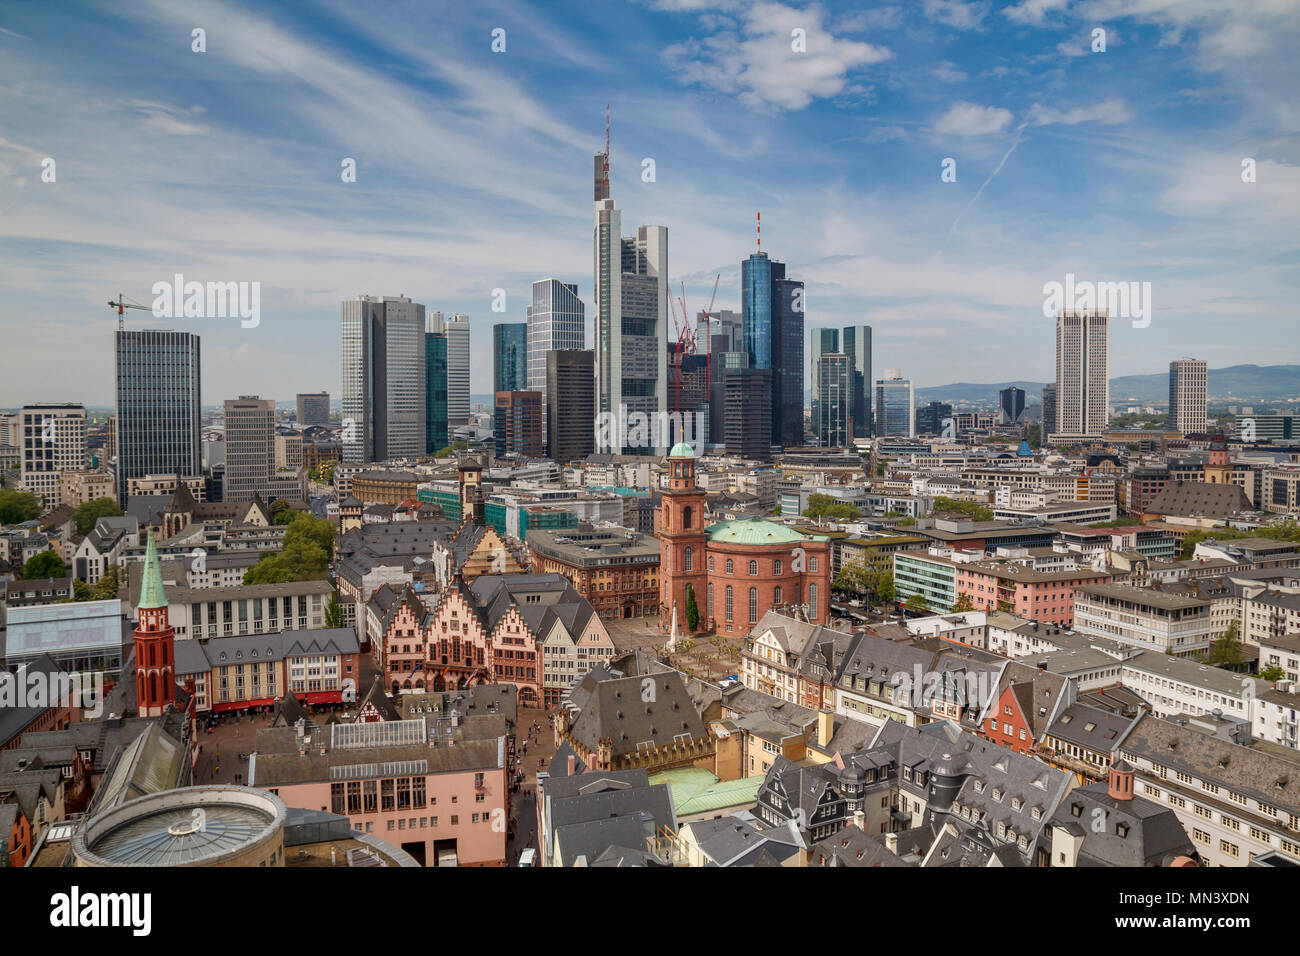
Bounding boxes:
[756,211,761,252]
[603,104,610,194]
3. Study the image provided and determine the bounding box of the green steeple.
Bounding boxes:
[137,530,169,610]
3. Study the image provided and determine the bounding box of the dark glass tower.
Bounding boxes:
[425,331,448,453]
[493,322,527,394]
[842,325,872,439]
[114,329,201,503]
[742,251,803,450]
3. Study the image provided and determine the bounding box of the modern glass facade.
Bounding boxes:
[493,322,527,394]
[340,295,426,463]
[875,374,915,438]
[742,253,774,370]
[526,280,584,398]
[742,252,803,449]
[842,325,872,439]
[425,332,448,453]
[816,353,850,448]
[114,329,201,502]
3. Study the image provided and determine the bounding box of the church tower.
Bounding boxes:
[659,441,708,633]
[134,531,176,717]
[458,454,485,525]
[1205,432,1231,484]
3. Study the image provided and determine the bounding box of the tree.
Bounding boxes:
[903,593,929,615]
[834,559,872,594]
[684,583,699,631]
[874,570,896,605]
[92,563,124,601]
[897,517,916,527]
[324,592,342,629]
[22,549,67,580]
[952,592,975,612]
[0,488,41,525]
[433,442,470,457]
[772,504,782,516]
[803,493,860,522]
[72,497,125,535]
[1204,621,1246,668]
[64,579,93,602]
[1259,665,1287,682]
[931,496,993,521]
[244,514,336,585]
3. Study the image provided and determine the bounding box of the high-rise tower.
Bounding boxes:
[1054,310,1109,437]
[658,441,707,633]
[115,329,201,502]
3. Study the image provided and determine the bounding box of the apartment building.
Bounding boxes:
[1073,583,1213,657]
[127,579,334,639]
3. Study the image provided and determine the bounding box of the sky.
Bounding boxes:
[1,0,1297,407]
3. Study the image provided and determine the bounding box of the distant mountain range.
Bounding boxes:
[915,365,1300,406]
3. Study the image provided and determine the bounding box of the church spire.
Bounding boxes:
[138,529,168,611]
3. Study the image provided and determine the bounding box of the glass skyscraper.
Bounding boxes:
[816,353,850,448]
[526,279,584,397]
[340,295,426,463]
[114,329,201,502]
[842,325,872,439]
[742,251,803,449]
[426,331,448,453]
[875,370,915,438]
[493,322,527,394]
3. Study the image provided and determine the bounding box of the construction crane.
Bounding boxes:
[107,293,152,332]
[668,274,721,415]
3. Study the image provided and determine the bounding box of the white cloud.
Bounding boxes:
[663,1,893,110]
[1028,98,1133,126]
[931,101,1014,135]
[932,60,968,82]
[922,0,990,30]
[1004,0,1070,25]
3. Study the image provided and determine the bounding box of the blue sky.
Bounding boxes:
[1,0,1297,407]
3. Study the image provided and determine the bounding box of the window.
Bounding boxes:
[684,547,693,572]
[773,586,782,605]
[809,584,818,620]
[708,555,714,571]
[774,559,782,575]
[725,559,734,574]
[809,556,818,572]
[749,560,758,576]
[749,587,758,624]
[725,586,733,621]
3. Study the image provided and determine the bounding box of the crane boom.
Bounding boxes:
[107,293,152,331]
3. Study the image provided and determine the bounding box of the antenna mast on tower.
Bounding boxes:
[603,104,610,194]
[756,211,761,252]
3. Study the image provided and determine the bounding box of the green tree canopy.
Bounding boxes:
[930,496,993,521]
[22,549,67,580]
[92,564,124,601]
[684,583,699,631]
[1259,665,1287,682]
[244,514,336,585]
[324,592,342,629]
[1180,520,1300,559]
[1204,621,1246,668]
[903,593,929,614]
[952,592,975,612]
[72,497,125,535]
[0,488,41,525]
[803,493,860,522]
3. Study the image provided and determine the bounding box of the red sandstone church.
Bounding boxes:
[657,441,832,636]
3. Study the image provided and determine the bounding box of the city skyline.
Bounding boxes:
[2,0,1297,406]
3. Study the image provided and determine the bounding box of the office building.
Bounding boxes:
[1169,358,1209,435]
[493,322,527,395]
[815,353,850,449]
[494,391,543,459]
[875,370,915,438]
[725,367,772,460]
[1042,384,1057,437]
[545,349,595,463]
[593,147,669,455]
[19,404,86,508]
[527,279,585,401]
[842,324,872,439]
[697,309,742,358]
[425,327,448,454]
[742,251,803,449]
[114,329,202,503]
[1000,386,1026,425]
[222,396,275,502]
[296,392,330,428]
[1054,310,1109,437]
[432,311,471,429]
[915,401,954,437]
[340,295,426,464]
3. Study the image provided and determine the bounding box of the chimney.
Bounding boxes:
[1108,759,1135,802]
[817,710,834,749]
[567,754,575,777]
[853,810,866,832]
[884,830,899,853]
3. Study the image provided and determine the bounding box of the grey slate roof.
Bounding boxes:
[1051,778,1197,867]
[566,672,709,760]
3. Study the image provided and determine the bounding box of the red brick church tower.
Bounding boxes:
[659,442,708,633]
[134,530,176,717]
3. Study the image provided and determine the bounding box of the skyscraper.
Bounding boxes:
[1055,310,1109,437]
[340,295,426,464]
[493,322,527,394]
[296,392,330,428]
[1041,384,1057,437]
[815,353,850,448]
[725,367,772,460]
[875,370,915,438]
[425,327,448,454]
[916,401,953,436]
[742,251,803,449]
[115,329,201,503]
[842,325,872,439]
[593,144,669,455]
[1169,358,1208,435]
[811,328,839,418]
[527,280,585,398]
[443,313,471,430]
[546,349,595,463]
[19,403,86,507]
[494,391,543,458]
[222,396,275,502]
[999,386,1027,425]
